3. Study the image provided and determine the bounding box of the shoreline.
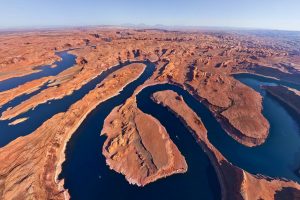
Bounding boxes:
[0,51,63,83]
[137,79,269,147]
[263,85,300,116]
[150,98,228,199]
[1,27,300,199]
[150,89,300,199]
[0,45,89,83]
[102,102,188,187]
[0,61,146,200]
[133,82,244,198]
[231,71,281,81]
[232,71,300,88]
[0,60,125,120]
[55,65,146,199]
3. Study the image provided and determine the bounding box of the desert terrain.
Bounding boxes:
[0,27,300,199]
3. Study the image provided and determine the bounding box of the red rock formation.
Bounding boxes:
[101,98,187,186]
[0,63,145,199]
[0,28,300,199]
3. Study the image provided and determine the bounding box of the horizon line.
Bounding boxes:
[0,24,300,33]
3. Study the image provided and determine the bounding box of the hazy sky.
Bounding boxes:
[1,0,300,31]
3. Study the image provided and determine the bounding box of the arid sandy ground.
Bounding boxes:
[0,27,300,199]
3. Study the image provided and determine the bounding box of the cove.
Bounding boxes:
[0,58,150,147]
[60,64,221,200]
[0,51,77,92]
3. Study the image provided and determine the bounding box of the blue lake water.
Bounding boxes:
[150,81,300,182]
[60,62,221,200]
[0,52,148,147]
[0,51,77,92]
[61,72,300,199]
[1,51,300,199]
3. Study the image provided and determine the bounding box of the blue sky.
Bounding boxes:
[1,0,300,31]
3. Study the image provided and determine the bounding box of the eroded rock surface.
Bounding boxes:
[0,28,300,199]
[0,63,145,200]
[101,98,187,186]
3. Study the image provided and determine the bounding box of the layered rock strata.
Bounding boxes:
[0,63,145,199]
[101,98,187,186]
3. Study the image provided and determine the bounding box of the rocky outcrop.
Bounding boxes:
[185,72,270,147]
[0,30,100,81]
[101,98,187,186]
[1,28,300,199]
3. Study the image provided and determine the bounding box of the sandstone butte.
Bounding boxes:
[0,63,145,199]
[0,28,300,199]
[151,90,300,200]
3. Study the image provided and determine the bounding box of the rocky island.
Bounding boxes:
[101,98,187,186]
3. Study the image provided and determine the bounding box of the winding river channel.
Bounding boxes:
[60,68,300,199]
[1,51,300,199]
[0,52,150,147]
[59,64,221,200]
